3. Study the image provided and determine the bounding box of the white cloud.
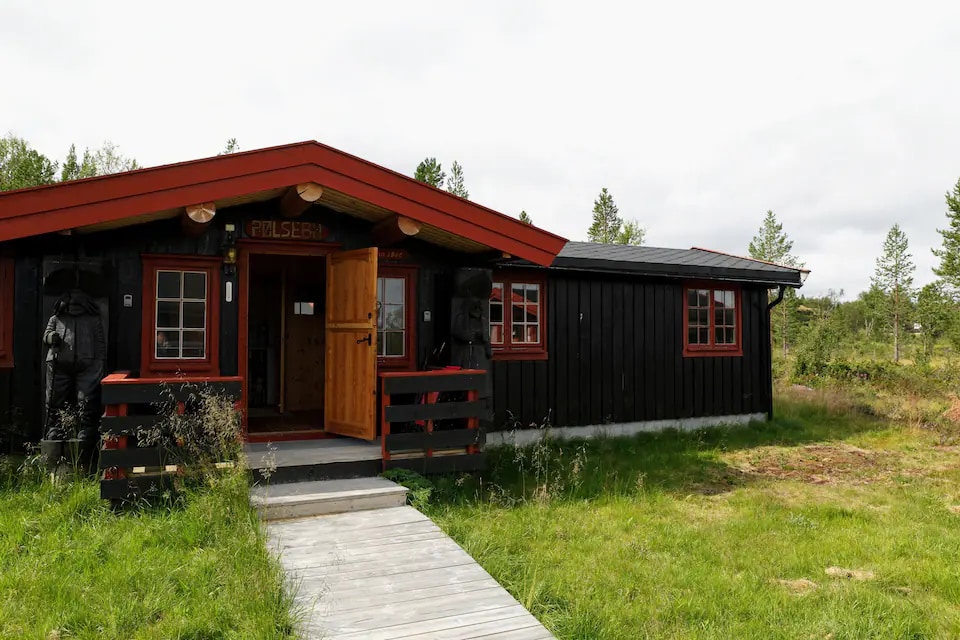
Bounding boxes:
[3,0,959,298]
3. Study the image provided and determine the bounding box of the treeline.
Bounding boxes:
[755,179,960,378]
[412,156,645,245]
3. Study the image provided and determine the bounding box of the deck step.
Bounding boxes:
[250,477,408,520]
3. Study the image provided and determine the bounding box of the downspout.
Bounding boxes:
[764,285,787,420]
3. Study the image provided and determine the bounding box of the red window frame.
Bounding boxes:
[0,254,13,368]
[376,265,417,371]
[682,283,743,357]
[141,255,221,377]
[490,272,547,361]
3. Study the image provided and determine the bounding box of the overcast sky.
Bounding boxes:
[3,0,960,298]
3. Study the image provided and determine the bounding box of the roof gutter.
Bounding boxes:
[764,284,787,421]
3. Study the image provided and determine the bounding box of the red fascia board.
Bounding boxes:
[0,141,567,266]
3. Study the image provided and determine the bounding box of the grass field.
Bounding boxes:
[424,390,960,639]
[0,468,295,639]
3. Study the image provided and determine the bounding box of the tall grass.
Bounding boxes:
[421,392,960,639]
[0,386,296,639]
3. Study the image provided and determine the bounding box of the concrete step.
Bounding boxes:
[250,477,408,521]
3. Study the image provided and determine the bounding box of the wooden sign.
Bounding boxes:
[244,220,326,241]
[378,248,411,262]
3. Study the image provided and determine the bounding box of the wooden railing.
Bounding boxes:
[99,372,242,501]
[379,369,489,474]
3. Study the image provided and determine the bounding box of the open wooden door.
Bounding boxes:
[324,248,378,439]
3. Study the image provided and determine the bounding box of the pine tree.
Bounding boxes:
[748,210,803,356]
[445,161,468,199]
[872,223,915,362]
[518,210,533,225]
[587,188,623,243]
[933,176,960,292]
[220,138,240,155]
[414,157,445,188]
[617,219,646,246]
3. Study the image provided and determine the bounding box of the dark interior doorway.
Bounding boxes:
[247,254,326,434]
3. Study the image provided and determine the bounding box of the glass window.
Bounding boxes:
[684,286,738,353]
[155,270,207,359]
[489,278,545,354]
[377,276,406,357]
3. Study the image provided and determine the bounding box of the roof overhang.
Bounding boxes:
[548,256,805,287]
[0,141,567,266]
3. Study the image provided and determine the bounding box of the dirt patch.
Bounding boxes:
[825,566,875,581]
[948,505,960,515]
[774,578,819,594]
[725,444,896,485]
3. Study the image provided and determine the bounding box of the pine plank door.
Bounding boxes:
[324,248,378,439]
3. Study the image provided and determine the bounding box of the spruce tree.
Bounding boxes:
[872,223,915,362]
[933,176,960,292]
[587,188,623,243]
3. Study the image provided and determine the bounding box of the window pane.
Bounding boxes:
[385,305,404,329]
[687,289,699,307]
[512,323,525,342]
[715,327,724,344]
[377,303,384,329]
[156,331,180,358]
[156,301,180,328]
[182,331,205,358]
[525,284,539,303]
[715,309,724,327]
[490,324,503,344]
[182,301,205,328]
[490,303,503,323]
[697,290,710,307]
[699,328,709,344]
[384,331,404,356]
[382,278,404,305]
[724,309,736,326]
[726,290,735,308]
[713,289,725,307]
[527,326,540,343]
[725,327,736,344]
[491,283,503,301]
[512,284,523,302]
[376,330,385,356]
[513,304,525,323]
[157,271,181,299]
[698,309,709,326]
[183,272,206,300]
[688,327,699,344]
[524,304,539,323]
[688,309,699,326]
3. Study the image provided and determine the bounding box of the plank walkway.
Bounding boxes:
[266,506,554,639]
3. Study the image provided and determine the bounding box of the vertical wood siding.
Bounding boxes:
[492,272,772,429]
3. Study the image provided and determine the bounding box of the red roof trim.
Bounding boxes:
[0,141,567,267]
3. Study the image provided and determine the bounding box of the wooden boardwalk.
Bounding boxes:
[266,506,554,639]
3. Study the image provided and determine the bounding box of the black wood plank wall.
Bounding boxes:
[492,272,772,430]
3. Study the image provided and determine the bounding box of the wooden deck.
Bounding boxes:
[244,439,383,483]
[266,506,554,639]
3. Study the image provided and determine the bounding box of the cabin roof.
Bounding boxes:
[0,141,567,267]
[548,241,806,286]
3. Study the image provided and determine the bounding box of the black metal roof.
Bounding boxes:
[546,241,805,287]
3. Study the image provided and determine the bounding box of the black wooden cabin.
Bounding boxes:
[0,141,805,459]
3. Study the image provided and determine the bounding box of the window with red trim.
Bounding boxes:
[683,285,742,357]
[141,255,220,377]
[490,274,547,360]
[0,255,13,368]
[376,266,416,370]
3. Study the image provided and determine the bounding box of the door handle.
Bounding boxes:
[357,334,372,346]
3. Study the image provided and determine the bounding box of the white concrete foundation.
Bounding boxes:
[486,413,767,447]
